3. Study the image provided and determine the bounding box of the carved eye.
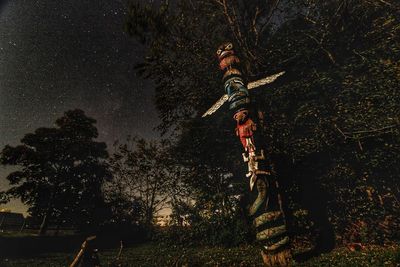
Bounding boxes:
[216,49,222,55]
[225,43,233,50]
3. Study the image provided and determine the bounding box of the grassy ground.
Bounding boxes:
[1,243,399,267]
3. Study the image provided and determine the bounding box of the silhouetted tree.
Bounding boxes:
[106,137,187,230]
[0,110,111,235]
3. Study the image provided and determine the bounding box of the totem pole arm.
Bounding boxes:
[201,71,285,118]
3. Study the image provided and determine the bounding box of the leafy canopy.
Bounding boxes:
[0,109,111,232]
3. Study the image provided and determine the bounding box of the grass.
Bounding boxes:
[0,231,38,238]
[1,243,399,267]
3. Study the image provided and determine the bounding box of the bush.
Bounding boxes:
[154,214,252,247]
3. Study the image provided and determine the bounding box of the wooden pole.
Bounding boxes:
[215,42,292,266]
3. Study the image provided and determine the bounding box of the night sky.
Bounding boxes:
[0,0,159,214]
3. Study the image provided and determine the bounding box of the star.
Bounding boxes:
[0,0,161,214]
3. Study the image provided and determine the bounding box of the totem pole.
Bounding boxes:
[203,42,291,266]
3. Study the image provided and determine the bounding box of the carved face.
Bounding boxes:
[233,109,249,124]
[216,42,234,61]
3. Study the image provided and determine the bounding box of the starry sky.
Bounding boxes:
[0,0,160,214]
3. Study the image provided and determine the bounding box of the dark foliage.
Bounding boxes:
[0,110,111,234]
[126,0,400,246]
[105,136,191,239]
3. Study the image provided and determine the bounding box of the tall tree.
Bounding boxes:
[107,137,187,229]
[126,0,400,245]
[0,110,111,235]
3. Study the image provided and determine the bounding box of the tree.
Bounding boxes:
[126,0,250,229]
[106,137,187,230]
[126,0,400,245]
[0,109,111,235]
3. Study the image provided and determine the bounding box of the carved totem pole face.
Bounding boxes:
[216,42,240,72]
[233,109,249,124]
[216,42,234,61]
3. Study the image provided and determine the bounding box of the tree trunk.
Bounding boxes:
[54,221,61,236]
[19,218,26,232]
[0,212,7,231]
[144,208,154,238]
[38,209,51,236]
